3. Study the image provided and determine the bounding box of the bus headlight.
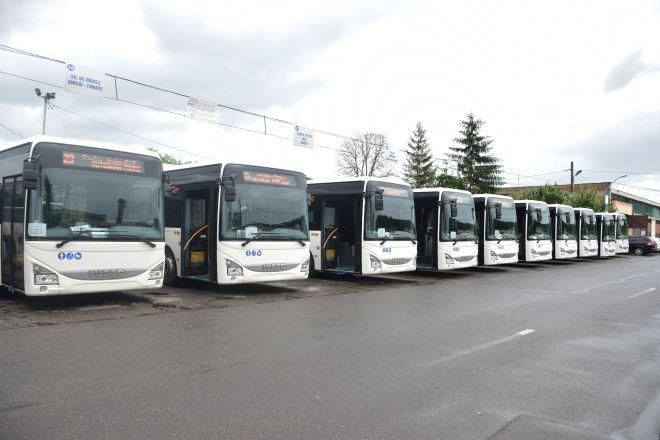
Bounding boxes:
[370,254,382,269]
[226,259,244,276]
[531,249,538,259]
[148,262,164,280]
[490,251,498,262]
[560,247,566,256]
[33,264,59,285]
[301,259,309,272]
[444,254,455,266]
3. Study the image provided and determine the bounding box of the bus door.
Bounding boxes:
[181,188,216,280]
[414,197,437,269]
[321,197,360,272]
[1,176,25,290]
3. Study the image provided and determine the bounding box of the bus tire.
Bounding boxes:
[164,248,178,286]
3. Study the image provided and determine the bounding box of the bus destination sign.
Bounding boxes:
[242,170,296,186]
[62,151,145,174]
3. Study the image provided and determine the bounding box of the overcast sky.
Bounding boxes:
[1,0,659,200]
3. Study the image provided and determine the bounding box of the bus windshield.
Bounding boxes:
[26,143,163,241]
[616,216,628,238]
[486,198,517,241]
[603,217,615,241]
[220,166,308,241]
[557,207,576,240]
[440,192,476,242]
[581,213,597,240]
[528,203,551,240]
[364,182,416,241]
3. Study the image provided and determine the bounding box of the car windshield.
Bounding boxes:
[220,166,308,241]
[364,183,416,241]
[486,198,517,241]
[580,213,597,240]
[440,192,477,242]
[603,217,615,241]
[26,145,163,241]
[557,207,576,240]
[616,216,628,238]
[528,203,551,240]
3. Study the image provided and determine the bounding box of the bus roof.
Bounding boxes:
[413,187,472,196]
[2,135,160,159]
[574,207,595,213]
[514,199,549,206]
[547,203,573,209]
[308,176,409,186]
[163,162,305,176]
[473,193,514,201]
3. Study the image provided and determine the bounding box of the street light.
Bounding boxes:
[605,174,627,212]
[35,88,56,135]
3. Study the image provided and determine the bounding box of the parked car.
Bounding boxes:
[628,236,657,255]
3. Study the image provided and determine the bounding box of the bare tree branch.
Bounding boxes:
[336,132,392,177]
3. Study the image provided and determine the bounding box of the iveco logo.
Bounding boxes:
[388,258,408,265]
[261,263,286,272]
[88,269,127,279]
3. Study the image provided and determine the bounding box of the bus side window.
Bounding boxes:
[165,198,181,228]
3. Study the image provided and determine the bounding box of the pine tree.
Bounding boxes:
[447,113,503,193]
[402,122,436,188]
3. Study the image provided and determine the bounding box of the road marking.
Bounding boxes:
[573,269,660,294]
[627,288,656,299]
[421,329,535,368]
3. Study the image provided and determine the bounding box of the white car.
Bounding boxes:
[654,237,660,252]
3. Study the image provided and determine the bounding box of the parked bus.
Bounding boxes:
[308,177,416,275]
[548,204,578,259]
[0,136,164,296]
[595,213,616,257]
[574,208,598,257]
[163,163,310,285]
[514,200,553,262]
[413,188,478,270]
[614,213,629,254]
[473,194,519,265]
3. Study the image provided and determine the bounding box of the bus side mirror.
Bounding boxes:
[494,203,502,220]
[565,212,571,223]
[374,192,384,211]
[536,209,542,222]
[224,186,236,202]
[23,160,38,190]
[450,202,458,218]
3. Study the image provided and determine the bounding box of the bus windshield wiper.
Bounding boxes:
[56,230,92,248]
[109,233,157,248]
[242,231,306,247]
[381,232,416,245]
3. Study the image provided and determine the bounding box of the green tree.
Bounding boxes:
[519,184,568,204]
[567,188,607,212]
[433,173,467,190]
[402,122,436,188]
[148,147,187,165]
[448,113,502,193]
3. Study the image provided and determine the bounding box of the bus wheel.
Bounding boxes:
[164,250,177,285]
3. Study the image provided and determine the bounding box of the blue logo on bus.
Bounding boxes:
[74,252,82,260]
[66,252,74,260]
[58,252,66,260]
[67,64,75,71]
[383,247,392,253]
[245,250,263,257]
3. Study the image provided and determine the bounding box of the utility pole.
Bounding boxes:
[570,161,574,193]
[35,88,56,135]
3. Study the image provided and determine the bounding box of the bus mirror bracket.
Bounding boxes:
[22,160,38,191]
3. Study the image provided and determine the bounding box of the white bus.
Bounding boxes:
[413,188,478,270]
[163,163,309,285]
[308,177,417,275]
[473,194,519,265]
[514,200,553,262]
[595,213,616,257]
[1,136,165,296]
[548,204,578,259]
[574,208,598,257]
[614,213,629,254]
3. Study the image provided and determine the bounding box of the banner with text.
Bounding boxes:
[293,125,314,148]
[63,63,106,98]
[187,97,218,123]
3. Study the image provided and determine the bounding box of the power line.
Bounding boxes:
[580,169,660,177]
[0,121,24,138]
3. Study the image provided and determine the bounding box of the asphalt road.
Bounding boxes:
[1,255,660,439]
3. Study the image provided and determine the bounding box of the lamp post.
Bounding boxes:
[35,88,56,135]
[605,175,627,212]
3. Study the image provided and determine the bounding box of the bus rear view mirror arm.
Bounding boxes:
[23,160,38,191]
